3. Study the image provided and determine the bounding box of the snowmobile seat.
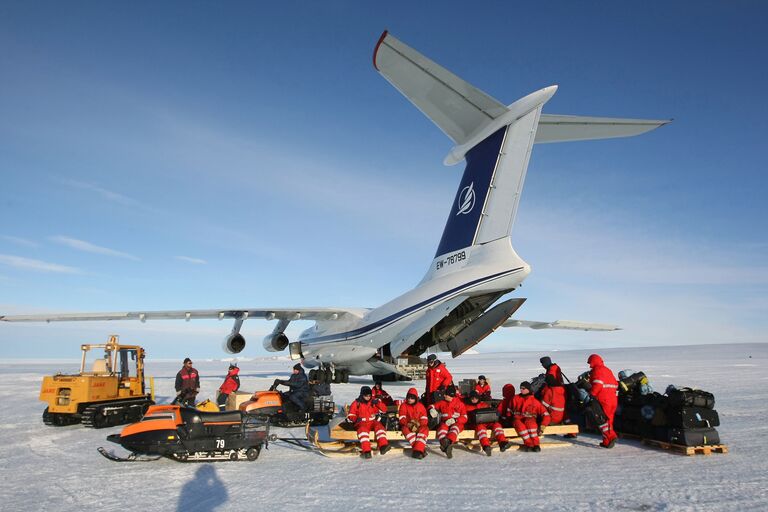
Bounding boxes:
[179,408,242,425]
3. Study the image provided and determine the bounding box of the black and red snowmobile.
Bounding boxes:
[99,404,270,462]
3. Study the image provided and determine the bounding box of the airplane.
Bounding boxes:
[1,31,669,381]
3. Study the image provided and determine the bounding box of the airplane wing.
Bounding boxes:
[503,319,620,331]
[0,307,367,323]
[373,31,669,148]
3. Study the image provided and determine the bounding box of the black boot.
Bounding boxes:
[483,445,493,457]
[445,442,454,459]
[362,451,372,459]
[439,438,449,452]
[532,445,541,452]
[379,444,391,455]
[499,441,510,452]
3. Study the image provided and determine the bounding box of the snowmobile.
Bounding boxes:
[100,404,269,462]
[238,388,335,427]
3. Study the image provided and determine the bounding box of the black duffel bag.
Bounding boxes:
[655,427,720,446]
[666,386,715,409]
[666,407,720,429]
[583,398,608,427]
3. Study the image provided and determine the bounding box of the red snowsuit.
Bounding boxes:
[540,384,567,424]
[372,386,394,406]
[513,393,551,448]
[497,384,517,427]
[218,367,240,395]
[465,399,506,448]
[588,354,619,445]
[474,382,492,400]
[432,395,467,443]
[425,362,452,403]
[398,388,429,455]
[546,363,564,385]
[347,397,389,453]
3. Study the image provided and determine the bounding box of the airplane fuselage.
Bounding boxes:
[299,238,530,375]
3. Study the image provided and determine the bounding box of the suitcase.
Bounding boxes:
[471,408,500,424]
[666,387,715,409]
[659,427,720,446]
[666,407,720,429]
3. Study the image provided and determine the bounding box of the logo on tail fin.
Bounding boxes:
[456,182,476,215]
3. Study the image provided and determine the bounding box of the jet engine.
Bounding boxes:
[222,332,246,354]
[263,332,289,352]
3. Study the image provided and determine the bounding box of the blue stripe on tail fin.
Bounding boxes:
[434,127,506,258]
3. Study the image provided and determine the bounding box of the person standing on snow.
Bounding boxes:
[540,356,564,385]
[464,390,509,456]
[175,357,200,407]
[424,354,453,405]
[346,386,390,459]
[216,363,241,411]
[587,353,619,448]
[398,387,429,459]
[513,381,551,452]
[540,374,567,425]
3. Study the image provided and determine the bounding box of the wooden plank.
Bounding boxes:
[327,423,578,441]
[641,438,728,456]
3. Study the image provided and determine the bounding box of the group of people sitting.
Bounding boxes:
[345,353,619,459]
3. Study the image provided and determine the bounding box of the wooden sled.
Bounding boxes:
[309,424,577,457]
[326,423,578,442]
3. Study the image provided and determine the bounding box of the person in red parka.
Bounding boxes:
[513,381,551,452]
[216,363,241,411]
[398,387,429,459]
[497,383,518,427]
[431,385,466,458]
[587,353,619,448]
[540,356,563,385]
[424,354,453,404]
[346,386,390,459]
[371,381,394,406]
[474,375,492,400]
[540,374,566,424]
[464,391,509,456]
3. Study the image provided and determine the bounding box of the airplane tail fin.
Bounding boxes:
[375,32,553,258]
[373,31,669,261]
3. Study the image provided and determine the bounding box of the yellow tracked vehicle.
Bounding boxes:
[40,335,154,428]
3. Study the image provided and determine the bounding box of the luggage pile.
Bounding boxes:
[615,370,721,446]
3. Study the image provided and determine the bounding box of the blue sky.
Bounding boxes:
[1,1,767,359]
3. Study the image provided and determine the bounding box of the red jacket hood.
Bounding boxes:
[502,383,516,399]
[588,354,604,368]
[407,387,419,397]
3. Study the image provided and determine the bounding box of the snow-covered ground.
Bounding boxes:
[1,343,766,511]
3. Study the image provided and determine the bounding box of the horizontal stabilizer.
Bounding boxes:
[374,31,670,154]
[374,31,507,145]
[0,307,367,323]
[504,319,620,331]
[536,114,671,143]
